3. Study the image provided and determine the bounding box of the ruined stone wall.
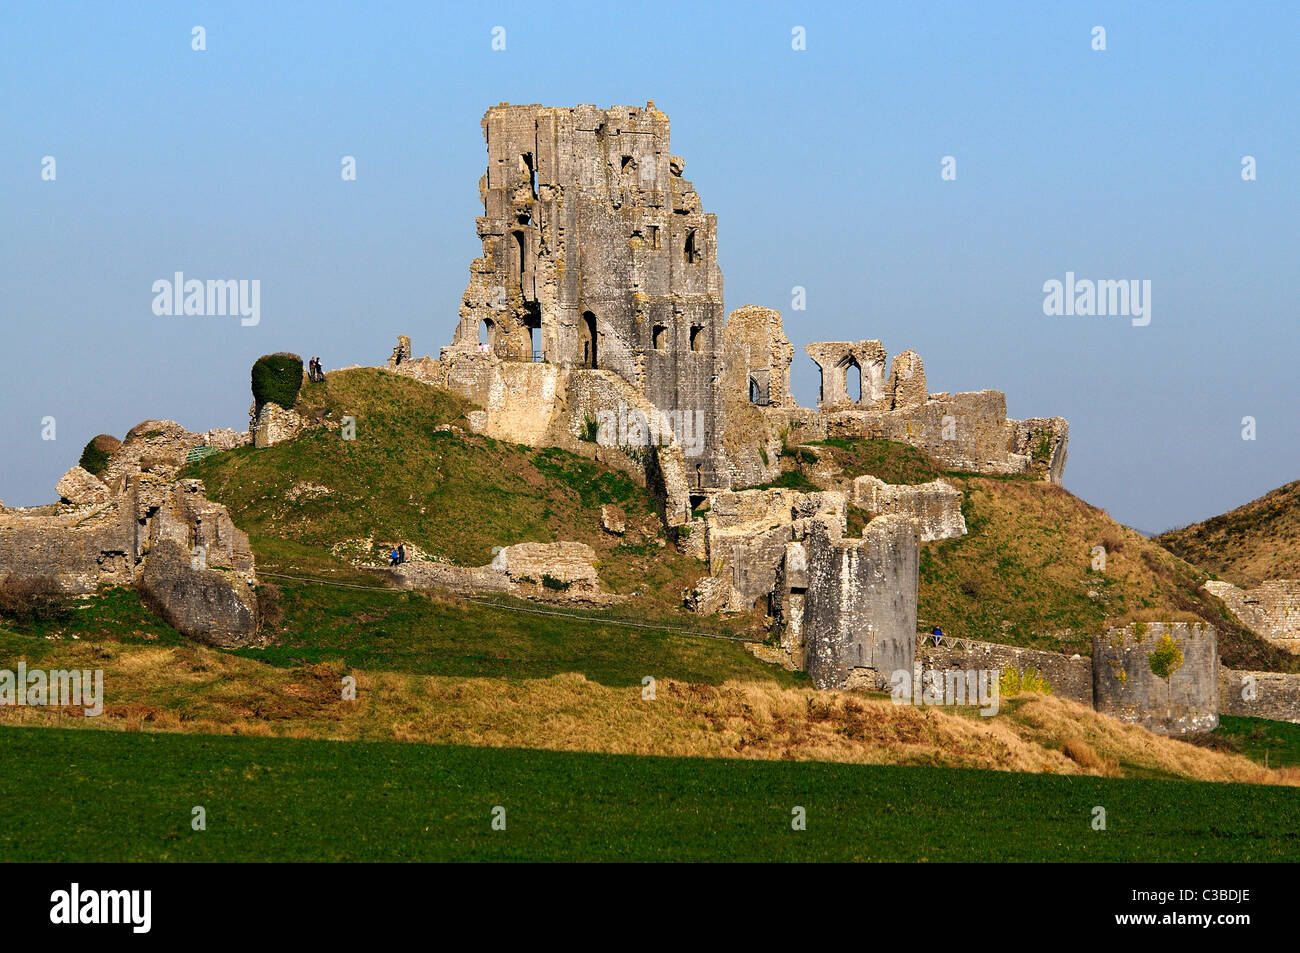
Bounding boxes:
[1205,580,1300,654]
[559,368,693,526]
[104,418,249,489]
[826,390,1012,471]
[887,350,927,410]
[1218,667,1300,724]
[252,403,305,448]
[1012,417,1070,485]
[1093,622,1219,736]
[851,475,967,542]
[805,341,889,410]
[139,539,256,648]
[0,438,259,645]
[803,514,918,691]
[723,306,796,409]
[916,633,1300,724]
[447,102,727,485]
[916,638,1093,707]
[718,305,801,487]
[0,495,139,593]
[703,489,803,614]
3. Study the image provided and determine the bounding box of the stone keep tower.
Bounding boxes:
[449,102,727,484]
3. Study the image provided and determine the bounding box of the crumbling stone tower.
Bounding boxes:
[449,102,727,484]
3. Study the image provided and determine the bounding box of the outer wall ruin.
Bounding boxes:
[1204,579,1300,653]
[919,623,1292,735]
[0,422,259,647]
[1093,622,1220,735]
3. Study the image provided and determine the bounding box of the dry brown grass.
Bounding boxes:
[3,640,1295,787]
[1157,478,1300,587]
[1061,735,1108,772]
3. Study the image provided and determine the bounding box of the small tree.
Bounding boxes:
[251,353,304,414]
[1148,632,1185,680]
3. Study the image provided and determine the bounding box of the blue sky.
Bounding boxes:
[1,1,1296,532]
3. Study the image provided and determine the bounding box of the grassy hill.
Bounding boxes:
[186,370,1291,668]
[184,368,731,622]
[1157,479,1300,587]
[774,439,1298,670]
[2,726,1297,861]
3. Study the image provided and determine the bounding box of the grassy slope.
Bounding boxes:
[0,581,787,690]
[4,599,1295,789]
[1213,716,1300,769]
[2,726,1297,861]
[186,367,643,566]
[7,375,1297,844]
[775,438,1295,669]
[184,368,731,622]
[808,437,942,485]
[1157,479,1300,587]
[917,476,1298,668]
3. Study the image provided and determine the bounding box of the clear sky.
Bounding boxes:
[2,1,1296,533]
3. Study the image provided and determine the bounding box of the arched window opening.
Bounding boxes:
[847,359,862,403]
[522,153,537,199]
[478,318,495,353]
[653,324,668,350]
[684,229,698,264]
[524,302,542,362]
[580,311,598,368]
[689,325,704,352]
[513,231,527,280]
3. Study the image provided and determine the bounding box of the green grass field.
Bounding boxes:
[0,572,790,689]
[3,726,1296,862]
[1214,716,1300,769]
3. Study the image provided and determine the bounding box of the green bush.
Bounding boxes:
[541,574,571,591]
[1148,632,1185,680]
[999,667,1053,697]
[0,575,72,626]
[77,434,120,476]
[251,353,304,414]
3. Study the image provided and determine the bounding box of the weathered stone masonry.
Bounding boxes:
[0,423,259,646]
[446,102,727,487]
[1204,579,1300,654]
[921,622,1234,735]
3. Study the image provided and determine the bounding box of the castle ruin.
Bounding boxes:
[387,102,1070,690]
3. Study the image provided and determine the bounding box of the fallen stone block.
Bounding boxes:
[139,539,258,647]
[490,541,600,589]
[600,505,626,535]
[56,466,110,506]
[851,475,966,541]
